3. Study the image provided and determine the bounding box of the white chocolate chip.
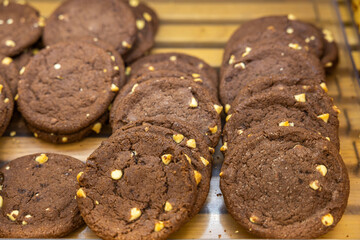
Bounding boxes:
[286,27,294,34]
[321,213,334,226]
[173,134,184,143]
[194,170,202,185]
[129,0,139,7]
[288,43,302,50]
[130,83,139,94]
[54,63,61,70]
[320,83,328,93]
[111,84,119,92]
[209,125,218,134]
[214,104,223,114]
[122,41,132,49]
[161,154,172,165]
[309,180,320,190]
[7,210,19,221]
[287,14,296,20]
[164,201,172,211]
[154,221,164,232]
[220,142,228,152]
[186,139,196,149]
[226,114,232,122]
[189,97,198,108]
[250,215,259,223]
[316,165,327,176]
[130,207,141,221]
[125,66,131,75]
[77,172,83,182]
[143,12,152,22]
[294,93,306,102]
[0,196,3,208]
[5,40,16,47]
[242,47,252,57]
[200,157,209,166]
[1,57,12,65]
[136,19,145,30]
[111,169,123,180]
[76,188,86,198]
[317,113,329,123]
[19,66,25,75]
[228,55,235,64]
[184,154,191,164]
[35,154,48,164]
[225,104,231,114]
[234,62,246,69]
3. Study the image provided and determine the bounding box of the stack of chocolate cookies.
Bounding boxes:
[0,0,158,143]
[219,15,350,238]
[75,53,221,239]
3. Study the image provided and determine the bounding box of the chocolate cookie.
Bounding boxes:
[43,0,137,55]
[0,153,85,238]
[223,15,324,67]
[321,29,339,72]
[77,131,197,240]
[123,0,158,63]
[12,39,43,71]
[128,53,218,87]
[0,76,13,137]
[223,84,340,149]
[17,41,122,141]
[0,1,43,56]
[231,75,330,105]
[219,43,325,105]
[220,127,349,238]
[110,78,222,147]
[0,54,18,96]
[118,71,218,103]
[117,119,212,216]
[26,113,108,144]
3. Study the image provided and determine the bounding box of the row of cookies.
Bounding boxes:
[0,0,159,139]
[219,16,350,238]
[74,52,223,239]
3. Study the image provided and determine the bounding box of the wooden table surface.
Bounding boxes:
[1,0,360,239]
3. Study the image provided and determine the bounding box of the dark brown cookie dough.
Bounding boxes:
[220,127,349,239]
[0,76,13,137]
[0,1,43,56]
[77,131,197,240]
[43,0,137,55]
[0,153,85,238]
[17,41,121,138]
[223,15,324,67]
[128,53,218,87]
[0,54,18,96]
[219,43,325,105]
[110,78,222,147]
[223,84,340,149]
[117,119,212,216]
[123,0,158,63]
